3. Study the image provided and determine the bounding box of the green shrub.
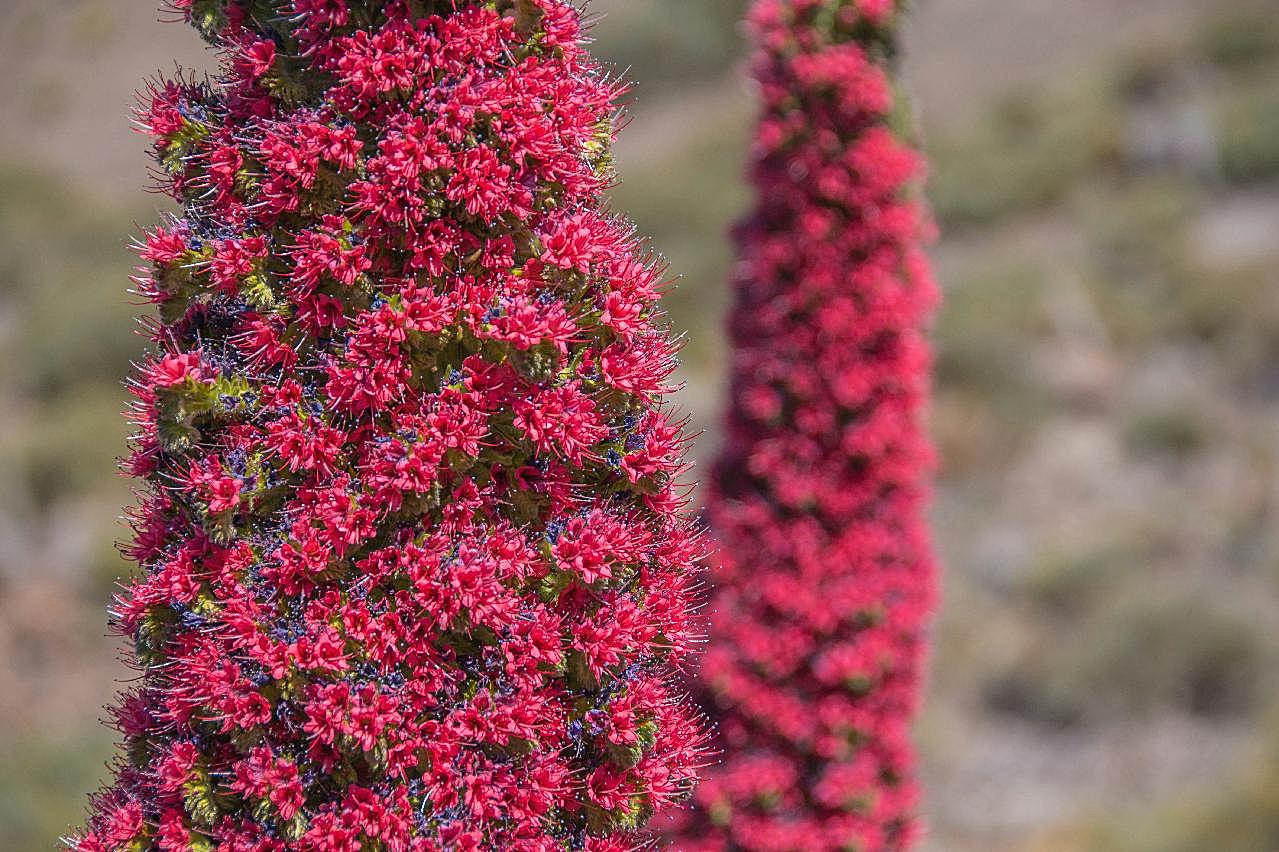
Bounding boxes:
[1219,75,1279,185]
[986,593,1269,726]
[0,733,115,852]
[1075,715,1279,852]
[591,0,749,92]
[935,259,1052,413]
[1198,11,1279,72]
[929,86,1121,229]
[0,168,142,400]
[1123,407,1207,459]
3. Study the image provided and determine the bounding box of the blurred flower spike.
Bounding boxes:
[669,0,941,849]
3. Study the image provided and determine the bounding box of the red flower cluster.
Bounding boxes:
[77,2,706,849]
[669,1,939,850]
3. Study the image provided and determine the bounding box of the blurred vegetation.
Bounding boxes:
[928,83,1123,230]
[0,734,116,851]
[0,168,138,511]
[987,591,1268,727]
[0,166,140,849]
[591,1,747,92]
[1047,715,1279,851]
[921,6,1279,846]
[934,257,1054,443]
[1197,10,1279,185]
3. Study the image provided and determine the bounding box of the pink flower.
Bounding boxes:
[668,1,938,849]
[240,39,276,78]
[514,382,609,465]
[857,0,896,25]
[150,352,210,387]
[79,3,706,849]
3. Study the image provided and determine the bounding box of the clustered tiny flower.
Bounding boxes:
[669,1,939,850]
[77,2,707,849]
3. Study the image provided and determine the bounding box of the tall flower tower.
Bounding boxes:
[76,2,707,848]
[674,1,939,849]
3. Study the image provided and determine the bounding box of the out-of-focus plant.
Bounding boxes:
[669,1,939,849]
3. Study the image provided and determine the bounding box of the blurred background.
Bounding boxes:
[2,0,1279,849]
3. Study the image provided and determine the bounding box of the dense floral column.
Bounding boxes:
[672,1,939,849]
[75,2,706,848]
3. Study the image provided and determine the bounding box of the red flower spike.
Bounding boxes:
[76,2,707,849]
[667,2,939,850]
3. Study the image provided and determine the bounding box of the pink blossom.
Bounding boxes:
[668,1,938,850]
[78,2,706,849]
